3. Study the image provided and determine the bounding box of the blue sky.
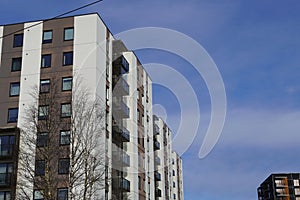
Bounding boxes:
[1,1,300,199]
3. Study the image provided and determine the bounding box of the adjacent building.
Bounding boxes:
[0,13,184,199]
[258,173,300,200]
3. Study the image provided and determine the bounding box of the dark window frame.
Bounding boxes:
[62,52,73,66]
[58,158,70,174]
[64,27,74,41]
[61,103,71,118]
[11,57,22,72]
[60,130,70,146]
[41,54,51,68]
[62,77,72,91]
[9,82,20,97]
[35,160,45,176]
[7,108,18,123]
[13,33,23,47]
[42,30,53,44]
[38,105,49,120]
[40,79,50,93]
[36,132,48,148]
[33,189,44,200]
[57,188,68,200]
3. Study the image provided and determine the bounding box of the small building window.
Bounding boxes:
[58,158,70,174]
[173,181,176,188]
[13,34,23,47]
[10,82,20,96]
[0,191,11,200]
[35,160,45,176]
[7,108,18,123]
[63,52,73,66]
[42,30,52,44]
[62,77,72,91]
[57,188,68,200]
[41,54,51,68]
[40,79,50,93]
[0,135,15,157]
[61,104,71,118]
[64,28,74,41]
[38,105,49,120]
[37,132,48,147]
[60,130,70,145]
[11,57,22,71]
[33,190,44,200]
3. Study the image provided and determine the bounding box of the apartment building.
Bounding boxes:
[0,13,183,200]
[153,116,184,200]
[258,173,300,200]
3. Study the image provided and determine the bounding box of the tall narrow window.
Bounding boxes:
[13,34,23,47]
[7,108,18,123]
[33,190,44,200]
[11,57,22,71]
[58,158,70,174]
[41,54,51,68]
[63,52,73,66]
[57,188,68,200]
[38,105,49,120]
[43,30,52,44]
[35,160,45,176]
[10,82,20,96]
[60,130,70,145]
[64,28,74,41]
[61,104,71,118]
[37,132,48,147]
[40,79,50,93]
[62,77,72,91]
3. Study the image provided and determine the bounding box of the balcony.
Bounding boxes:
[113,100,130,119]
[113,76,129,96]
[0,144,14,158]
[154,140,160,151]
[121,178,130,192]
[112,125,130,142]
[112,55,129,76]
[155,171,161,181]
[113,151,130,167]
[0,173,12,186]
[155,188,162,197]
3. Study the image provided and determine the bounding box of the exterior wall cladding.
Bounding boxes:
[258,173,300,200]
[0,13,184,200]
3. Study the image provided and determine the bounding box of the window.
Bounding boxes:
[62,77,72,91]
[173,193,176,199]
[138,176,141,190]
[63,52,73,66]
[40,79,50,93]
[61,104,71,118]
[42,30,52,44]
[7,108,18,123]
[37,132,48,147]
[0,191,11,200]
[294,179,300,186]
[57,188,68,200]
[35,160,45,176]
[41,54,51,68]
[173,170,175,176]
[173,181,176,188]
[34,190,44,200]
[13,34,23,47]
[0,163,13,186]
[10,82,20,96]
[295,188,300,195]
[38,105,49,120]
[60,130,70,145]
[58,158,70,174]
[11,57,22,71]
[0,135,15,157]
[64,27,74,41]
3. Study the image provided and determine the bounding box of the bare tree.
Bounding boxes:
[16,77,107,200]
